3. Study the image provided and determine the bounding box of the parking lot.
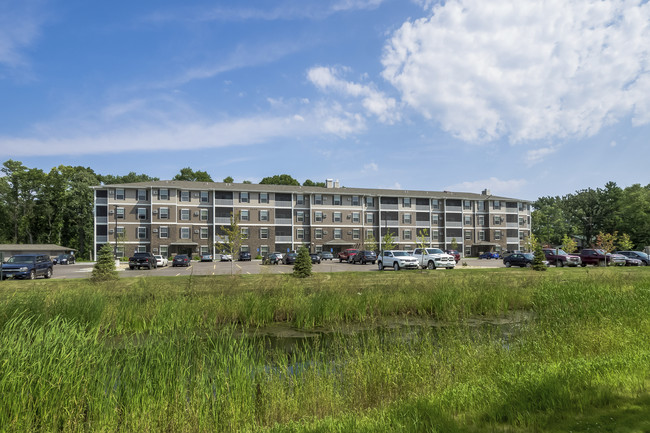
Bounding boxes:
[45,257,504,279]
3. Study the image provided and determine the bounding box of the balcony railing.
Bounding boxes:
[445,206,462,212]
[215,217,231,224]
[380,204,398,210]
[96,217,108,224]
[95,198,107,205]
[380,220,400,227]
[214,199,233,206]
[415,204,429,211]
[97,236,108,243]
[416,221,429,227]
[505,208,518,214]
[275,218,292,225]
[275,201,292,208]
[506,222,518,228]
[215,235,229,243]
[444,221,462,228]
[507,237,520,244]
[275,235,292,243]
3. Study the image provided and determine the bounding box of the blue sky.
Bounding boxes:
[2,0,650,201]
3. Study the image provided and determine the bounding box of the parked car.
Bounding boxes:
[200,254,213,262]
[154,255,168,267]
[1,254,53,280]
[618,255,643,266]
[501,250,522,258]
[607,253,627,266]
[412,248,455,269]
[578,249,610,267]
[338,249,359,263]
[172,254,191,267]
[283,252,298,265]
[239,252,251,261]
[53,254,76,265]
[350,250,377,265]
[264,253,282,265]
[378,250,419,271]
[616,251,650,266]
[478,252,500,260]
[445,250,461,263]
[129,252,158,270]
[503,253,536,268]
[542,248,581,267]
[220,254,233,262]
[309,253,321,264]
[318,252,334,261]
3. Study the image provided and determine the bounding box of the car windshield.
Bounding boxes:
[175,255,187,259]
[426,248,444,254]
[393,251,410,257]
[523,253,535,259]
[7,256,35,264]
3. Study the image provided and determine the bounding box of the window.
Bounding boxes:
[519,231,525,240]
[314,194,322,205]
[180,227,190,239]
[159,207,169,219]
[432,214,439,224]
[334,229,342,239]
[137,227,147,239]
[464,215,471,225]
[403,197,411,208]
[241,227,249,239]
[333,212,342,222]
[432,230,439,240]
[260,210,269,221]
[180,209,190,220]
[315,245,323,253]
[366,196,374,206]
[137,189,147,201]
[366,229,374,238]
[200,191,209,203]
[181,191,190,202]
[333,195,341,205]
[296,194,304,205]
[518,202,524,211]
[432,199,439,210]
[353,229,360,240]
[160,246,168,257]
[403,213,412,224]
[201,246,209,255]
[479,231,485,241]
[159,189,169,200]
[137,245,147,253]
[404,229,412,240]
[315,211,323,222]
[160,226,169,238]
[260,193,268,204]
[463,200,471,210]
[297,229,304,240]
[200,209,209,221]
[493,200,501,210]
[240,192,249,203]
[477,201,485,211]
[137,208,147,220]
[260,228,269,239]
[116,189,124,200]
[352,196,360,206]
[241,210,249,221]
[115,247,125,258]
[465,246,472,256]
[116,226,124,236]
[366,212,374,224]
[315,228,323,239]
[478,215,485,226]
[519,217,525,226]
[352,212,360,223]
[241,245,250,253]
[493,215,502,225]
[200,227,208,239]
[494,230,501,240]
[465,230,472,240]
[260,245,269,256]
[296,211,304,222]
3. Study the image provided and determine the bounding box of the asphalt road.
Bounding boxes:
[44,257,505,279]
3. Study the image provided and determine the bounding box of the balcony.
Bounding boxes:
[415,204,429,211]
[275,218,292,225]
[505,208,518,214]
[215,199,233,206]
[215,217,231,224]
[215,235,229,243]
[97,236,108,243]
[444,221,462,228]
[96,217,108,224]
[380,204,398,210]
[445,205,462,212]
[95,198,107,205]
[416,221,429,227]
[275,201,292,208]
[506,222,518,228]
[275,235,292,243]
[507,237,520,244]
[380,220,400,227]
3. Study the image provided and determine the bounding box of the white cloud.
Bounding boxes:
[0,0,46,70]
[526,145,559,165]
[363,162,379,172]
[444,177,527,197]
[308,66,400,123]
[382,0,650,143]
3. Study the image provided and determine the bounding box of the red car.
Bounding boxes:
[445,250,460,263]
[338,249,359,263]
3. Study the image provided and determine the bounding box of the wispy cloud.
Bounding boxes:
[0,0,47,72]
[526,145,559,165]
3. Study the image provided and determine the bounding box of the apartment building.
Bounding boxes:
[91,180,532,260]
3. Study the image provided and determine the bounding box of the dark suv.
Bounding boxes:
[542,248,581,267]
[578,249,610,266]
[1,254,53,280]
[616,251,649,266]
[350,250,377,264]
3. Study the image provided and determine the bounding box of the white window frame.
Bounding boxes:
[137,189,147,201]
[333,212,342,222]
[180,209,190,221]
[137,227,147,239]
[241,227,249,239]
[200,209,209,221]
[180,191,190,202]
[404,229,412,240]
[333,195,342,205]
[159,207,169,219]
[352,212,360,223]
[352,196,360,206]
[260,193,269,204]
[334,228,342,239]
[241,210,249,221]
[403,197,411,208]
[366,196,374,206]
[137,208,147,220]
[297,211,304,222]
[200,191,209,203]
[465,230,472,240]
[240,192,249,203]
[432,199,439,210]
[315,211,323,222]
[296,194,304,205]
[432,214,439,224]
[315,228,323,239]
[115,189,125,200]
[159,189,169,200]
[479,231,485,241]
[200,227,209,239]
[353,229,360,240]
[314,194,322,205]
[464,215,471,225]
[260,227,269,239]
[478,215,485,226]
[160,226,169,239]
[180,227,190,239]
[494,230,501,240]
[403,213,411,224]
[260,210,269,221]
[296,229,304,240]
[366,213,374,224]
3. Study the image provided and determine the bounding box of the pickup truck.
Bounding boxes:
[412,248,455,269]
[578,248,609,267]
[338,248,359,263]
[378,250,419,271]
[542,248,581,267]
[128,252,158,270]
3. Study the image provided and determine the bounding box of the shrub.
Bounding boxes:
[531,235,547,271]
[293,246,312,278]
[91,244,118,282]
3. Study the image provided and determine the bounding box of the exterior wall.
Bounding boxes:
[93,184,532,259]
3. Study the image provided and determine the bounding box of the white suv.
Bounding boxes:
[412,248,455,270]
[378,250,419,271]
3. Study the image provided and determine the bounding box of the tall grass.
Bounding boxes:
[0,268,649,431]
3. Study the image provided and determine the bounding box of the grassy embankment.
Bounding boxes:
[1,268,649,432]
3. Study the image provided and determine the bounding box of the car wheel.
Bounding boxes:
[598,260,606,267]
[29,270,36,280]
[525,263,532,268]
[378,261,383,271]
[372,261,376,265]
[505,262,512,268]
[44,268,52,279]
[393,262,400,271]
[427,261,435,270]
[557,260,564,267]
[129,266,134,270]
[581,263,586,267]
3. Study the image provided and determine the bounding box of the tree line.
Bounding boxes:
[532,181,650,251]
[0,160,325,259]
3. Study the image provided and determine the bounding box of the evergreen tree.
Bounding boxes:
[91,243,118,282]
[531,235,547,271]
[293,246,312,278]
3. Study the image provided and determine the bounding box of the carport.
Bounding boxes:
[169,242,198,257]
[323,239,359,255]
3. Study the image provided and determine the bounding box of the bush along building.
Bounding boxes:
[91,180,531,260]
